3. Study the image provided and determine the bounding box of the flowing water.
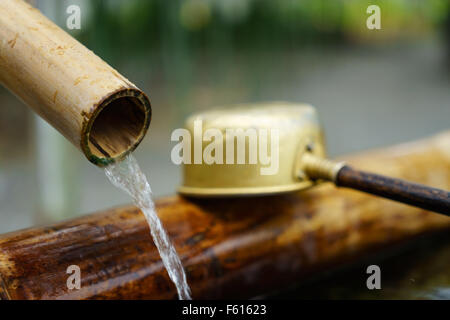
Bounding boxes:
[104,154,192,300]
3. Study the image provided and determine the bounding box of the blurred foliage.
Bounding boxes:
[73,0,450,63]
[61,0,450,118]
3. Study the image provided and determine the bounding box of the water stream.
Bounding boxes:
[104,154,192,300]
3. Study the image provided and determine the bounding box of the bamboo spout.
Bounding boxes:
[0,132,449,300]
[0,0,151,166]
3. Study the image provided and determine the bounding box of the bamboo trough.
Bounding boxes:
[0,0,151,166]
[0,132,449,300]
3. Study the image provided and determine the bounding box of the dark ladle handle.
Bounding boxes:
[335,165,450,216]
[301,153,450,217]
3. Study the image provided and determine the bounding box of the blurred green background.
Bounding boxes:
[0,0,449,233]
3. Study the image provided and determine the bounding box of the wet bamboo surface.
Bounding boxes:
[0,132,449,300]
[274,231,450,299]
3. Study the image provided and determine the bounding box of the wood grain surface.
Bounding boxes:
[0,132,449,299]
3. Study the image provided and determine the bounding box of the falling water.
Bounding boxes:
[104,154,192,300]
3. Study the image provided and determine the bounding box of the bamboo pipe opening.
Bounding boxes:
[82,88,151,167]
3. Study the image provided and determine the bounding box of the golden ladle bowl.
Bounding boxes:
[176,102,450,216]
[178,102,328,197]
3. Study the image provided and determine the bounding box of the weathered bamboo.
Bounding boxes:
[0,0,151,166]
[0,132,449,300]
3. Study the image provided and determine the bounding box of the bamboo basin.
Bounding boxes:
[0,0,151,166]
[0,132,449,299]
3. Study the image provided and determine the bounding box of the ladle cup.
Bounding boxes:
[177,102,450,216]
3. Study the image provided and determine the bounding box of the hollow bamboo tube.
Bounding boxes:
[0,0,151,166]
[0,132,449,300]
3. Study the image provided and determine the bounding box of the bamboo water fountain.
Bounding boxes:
[0,0,449,300]
[0,0,151,166]
[0,132,449,299]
